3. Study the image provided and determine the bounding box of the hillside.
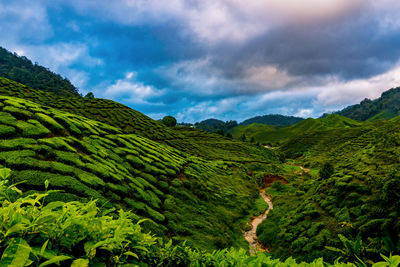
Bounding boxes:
[230,114,360,145]
[194,118,238,133]
[0,77,275,162]
[336,87,400,121]
[0,47,79,96]
[240,114,304,126]
[254,115,400,262]
[0,94,280,251]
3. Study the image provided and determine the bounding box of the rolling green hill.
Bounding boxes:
[230,114,360,145]
[336,87,400,121]
[0,47,79,96]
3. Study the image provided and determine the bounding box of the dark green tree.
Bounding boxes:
[85,92,95,98]
[240,134,246,142]
[216,129,224,136]
[319,163,334,179]
[162,116,177,127]
[226,133,233,139]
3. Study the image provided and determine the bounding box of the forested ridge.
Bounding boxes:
[0,47,79,96]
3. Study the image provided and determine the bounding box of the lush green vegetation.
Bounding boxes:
[0,94,279,251]
[255,116,400,263]
[173,126,278,162]
[0,47,78,96]
[229,114,360,146]
[0,77,273,163]
[0,168,398,266]
[194,119,238,134]
[336,87,400,121]
[240,114,304,126]
[1,69,400,265]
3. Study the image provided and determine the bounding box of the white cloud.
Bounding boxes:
[102,76,164,105]
[315,64,400,107]
[295,109,313,118]
[0,1,52,42]
[245,65,299,89]
[176,96,244,122]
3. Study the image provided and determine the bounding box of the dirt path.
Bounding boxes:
[244,190,273,254]
[286,163,311,173]
[299,166,311,173]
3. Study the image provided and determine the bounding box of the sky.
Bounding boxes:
[1,0,400,122]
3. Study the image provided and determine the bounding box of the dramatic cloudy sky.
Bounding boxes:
[2,0,400,122]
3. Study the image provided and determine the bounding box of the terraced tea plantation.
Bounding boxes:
[0,77,180,140]
[0,95,266,250]
[0,77,276,163]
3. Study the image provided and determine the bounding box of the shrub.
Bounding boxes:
[74,170,105,187]
[17,120,50,137]
[319,163,334,179]
[54,151,85,168]
[0,111,17,125]
[256,220,280,245]
[0,125,16,137]
[35,112,64,131]
[162,116,177,127]
[0,138,36,150]
[3,105,33,119]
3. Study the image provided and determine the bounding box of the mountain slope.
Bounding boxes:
[0,77,276,162]
[240,114,304,126]
[0,47,79,96]
[230,114,360,145]
[336,87,400,121]
[0,94,272,250]
[194,118,238,133]
[255,115,400,262]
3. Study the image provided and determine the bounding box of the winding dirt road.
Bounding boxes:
[244,190,273,254]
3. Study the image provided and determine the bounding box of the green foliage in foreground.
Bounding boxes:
[0,195,397,266]
[0,174,397,267]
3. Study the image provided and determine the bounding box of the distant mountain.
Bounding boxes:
[336,87,400,121]
[195,118,237,133]
[240,114,304,126]
[0,46,79,96]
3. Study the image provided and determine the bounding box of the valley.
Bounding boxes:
[0,47,398,266]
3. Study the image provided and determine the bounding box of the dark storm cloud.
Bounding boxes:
[1,0,400,122]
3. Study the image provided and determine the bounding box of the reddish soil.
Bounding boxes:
[263,175,288,187]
